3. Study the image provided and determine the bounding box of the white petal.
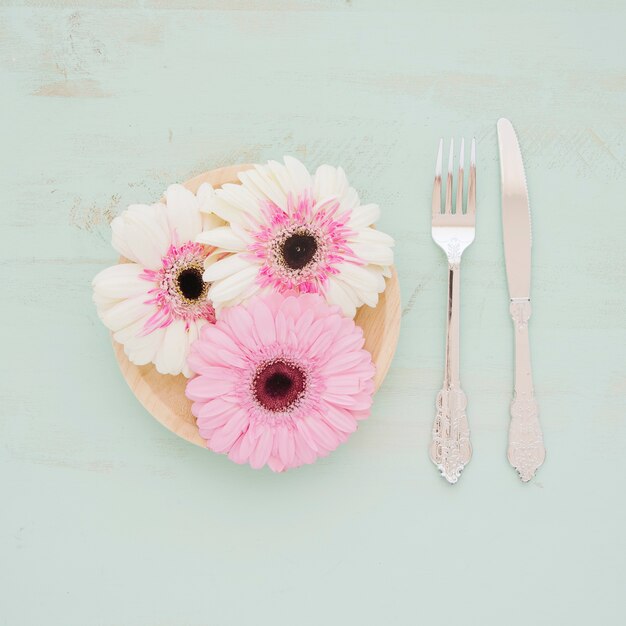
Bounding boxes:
[345,278,379,308]
[338,185,360,214]
[113,312,151,345]
[351,227,395,248]
[334,166,350,197]
[326,278,357,318]
[201,212,225,231]
[283,156,313,197]
[333,275,361,306]
[313,164,350,202]
[313,164,337,200]
[183,321,202,377]
[92,263,148,300]
[196,182,216,212]
[202,250,223,270]
[348,203,380,228]
[239,166,287,210]
[211,196,255,229]
[110,218,134,260]
[264,156,312,200]
[92,291,117,311]
[266,160,293,196]
[100,293,151,332]
[112,204,171,268]
[238,285,264,307]
[154,320,188,376]
[335,262,385,294]
[165,185,202,244]
[350,242,394,266]
[203,253,253,282]
[217,183,263,221]
[313,163,361,215]
[165,184,197,212]
[208,265,259,307]
[123,326,166,366]
[196,226,246,252]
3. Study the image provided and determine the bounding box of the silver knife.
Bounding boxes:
[497,118,546,482]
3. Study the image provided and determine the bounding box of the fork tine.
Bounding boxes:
[444,138,453,214]
[456,138,465,214]
[432,138,443,216]
[467,138,476,214]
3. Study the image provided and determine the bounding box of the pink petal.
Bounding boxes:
[298,317,326,351]
[294,308,314,335]
[277,426,296,465]
[295,418,319,452]
[303,414,340,450]
[321,350,372,375]
[252,300,276,345]
[353,408,371,421]
[214,409,249,440]
[292,430,317,466]
[227,433,247,464]
[326,326,365,355]
[278,295,301,321]
[221,305,259,349]
[321,404,358,433]
[238,426,259,460]
[307,330,335,359]
[258,291,285,315]
[197,408,235,432]
[190,395,237,417]
[209,420,247,453]
[186,376,219,402]
[267,455,285,472]
[249,426,273,469]
[327,391,373,411]
[187,360,237,380]
[323,373,365,395]
[275,310,288,345]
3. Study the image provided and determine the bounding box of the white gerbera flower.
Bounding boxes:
[93,183,222,377]
[196,156,394,318]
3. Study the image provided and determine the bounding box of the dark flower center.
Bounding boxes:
[253,359,307,412]
[177,267,206,301]
[281,232,318,270]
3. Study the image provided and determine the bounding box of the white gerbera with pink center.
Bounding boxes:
[92,184,222,377]
[185,292,376,471]
[197,156,394,318]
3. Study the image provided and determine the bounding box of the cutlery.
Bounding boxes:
[430,138,476,483]
[497,118,546,482]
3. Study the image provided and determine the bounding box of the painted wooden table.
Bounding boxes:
[1,2,624,625]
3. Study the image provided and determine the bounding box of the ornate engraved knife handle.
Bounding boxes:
[430,263,472,483]
[508,299,546,482]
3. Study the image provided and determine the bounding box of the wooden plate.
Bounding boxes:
[113,164,401,447]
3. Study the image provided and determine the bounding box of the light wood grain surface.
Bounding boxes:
[1,2,625,626]
[113,164,401,448]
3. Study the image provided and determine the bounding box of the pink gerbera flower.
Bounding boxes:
[185,292,376,471]
[196,156,394,318]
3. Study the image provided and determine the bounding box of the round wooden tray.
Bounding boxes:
[113,164,401,447]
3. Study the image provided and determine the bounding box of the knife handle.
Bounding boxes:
[507,299,546,482]
[430,263,472,483]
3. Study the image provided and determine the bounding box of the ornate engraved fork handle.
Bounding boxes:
[508,299,546,481]
[430,263,472,483]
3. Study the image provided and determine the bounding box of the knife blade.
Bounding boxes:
[497,118,546,482]
[497,118,531,300]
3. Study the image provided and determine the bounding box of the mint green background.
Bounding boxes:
[1,2,625,625]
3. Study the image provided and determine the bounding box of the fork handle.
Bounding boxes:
[430,262,472,483]
[507,299,546,482]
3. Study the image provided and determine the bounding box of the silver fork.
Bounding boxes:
[430,138,476,484]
